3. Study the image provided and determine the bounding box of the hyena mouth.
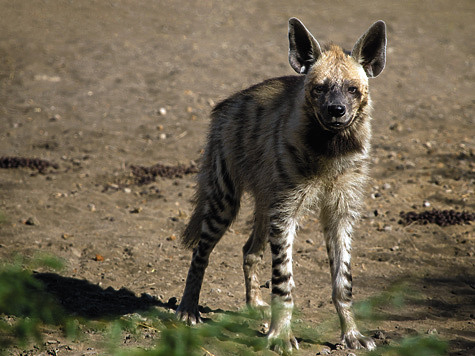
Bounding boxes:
[315,113,355,132]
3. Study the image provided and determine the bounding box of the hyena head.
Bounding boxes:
[289,18,386,131]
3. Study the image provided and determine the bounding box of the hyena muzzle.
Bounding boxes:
[176,18,386,353]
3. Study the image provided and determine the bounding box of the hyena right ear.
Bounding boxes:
[288,18,322,75]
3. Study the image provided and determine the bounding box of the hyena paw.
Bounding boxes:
[342,330,376,350]
[248,297,270,309]
[267,329,299,355]
[247,298,271,317]
[176,303,202,325]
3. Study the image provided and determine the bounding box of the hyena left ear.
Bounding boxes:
[351,21,387,78]
[288,18,322,75]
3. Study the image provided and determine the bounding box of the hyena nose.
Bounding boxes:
[328,105,346,118]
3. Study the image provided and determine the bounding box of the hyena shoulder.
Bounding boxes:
[211,75,304,119]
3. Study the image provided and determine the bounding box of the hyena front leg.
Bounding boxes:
[320,187,376,350]
[266,208,299,353]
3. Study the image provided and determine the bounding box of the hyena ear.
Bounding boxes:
[288,18,322,75]
[351,20,387,78]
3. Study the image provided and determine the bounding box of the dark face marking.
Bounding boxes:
[308,78,363,131]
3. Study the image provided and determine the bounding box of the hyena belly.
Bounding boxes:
[177,17,386,354]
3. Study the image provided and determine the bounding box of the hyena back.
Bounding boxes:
[177,18,386,353]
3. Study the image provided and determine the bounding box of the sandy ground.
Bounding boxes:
[0,0,474,355]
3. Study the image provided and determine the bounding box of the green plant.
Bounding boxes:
[368,335,448,356]
[0,257,449,356]
[0,256,75,353]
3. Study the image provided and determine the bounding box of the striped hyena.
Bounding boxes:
[176,18,386,353]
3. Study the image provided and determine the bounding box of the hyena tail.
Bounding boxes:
[181,152,241,250]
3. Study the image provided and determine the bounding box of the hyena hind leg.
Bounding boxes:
[176,161,241,324]
[243,209,270,310]
[176,205,239,324]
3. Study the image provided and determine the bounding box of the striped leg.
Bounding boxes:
[243,208,269,309]
[266,209,299,353]
[177,155,240,324]
[320,190,375,350]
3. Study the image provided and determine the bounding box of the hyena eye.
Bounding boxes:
[313,85,326,95]
[348,86,358,94]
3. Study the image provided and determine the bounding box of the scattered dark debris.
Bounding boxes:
[0,156,59,173]
[399,209,474,227]
[130,162,198,185]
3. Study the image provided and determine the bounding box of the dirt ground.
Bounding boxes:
[0,0,474,355]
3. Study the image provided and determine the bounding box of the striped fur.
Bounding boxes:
[176,18,386,353]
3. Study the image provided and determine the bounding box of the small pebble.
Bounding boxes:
[167,297,177,306]
[159,107,167,116]
[422,200,431,207]
[49,114,62,121]
[158,133,167,140]
[25,217,40,226]
[382,183,391,190]
[70,248,82,258]
[387,151,397,159]
[430,175,443,185]
[316,346,332,355]
[389,123,403,132]
[374,330,386,339]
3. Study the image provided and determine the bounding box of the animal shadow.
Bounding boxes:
[33,272,173,319]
